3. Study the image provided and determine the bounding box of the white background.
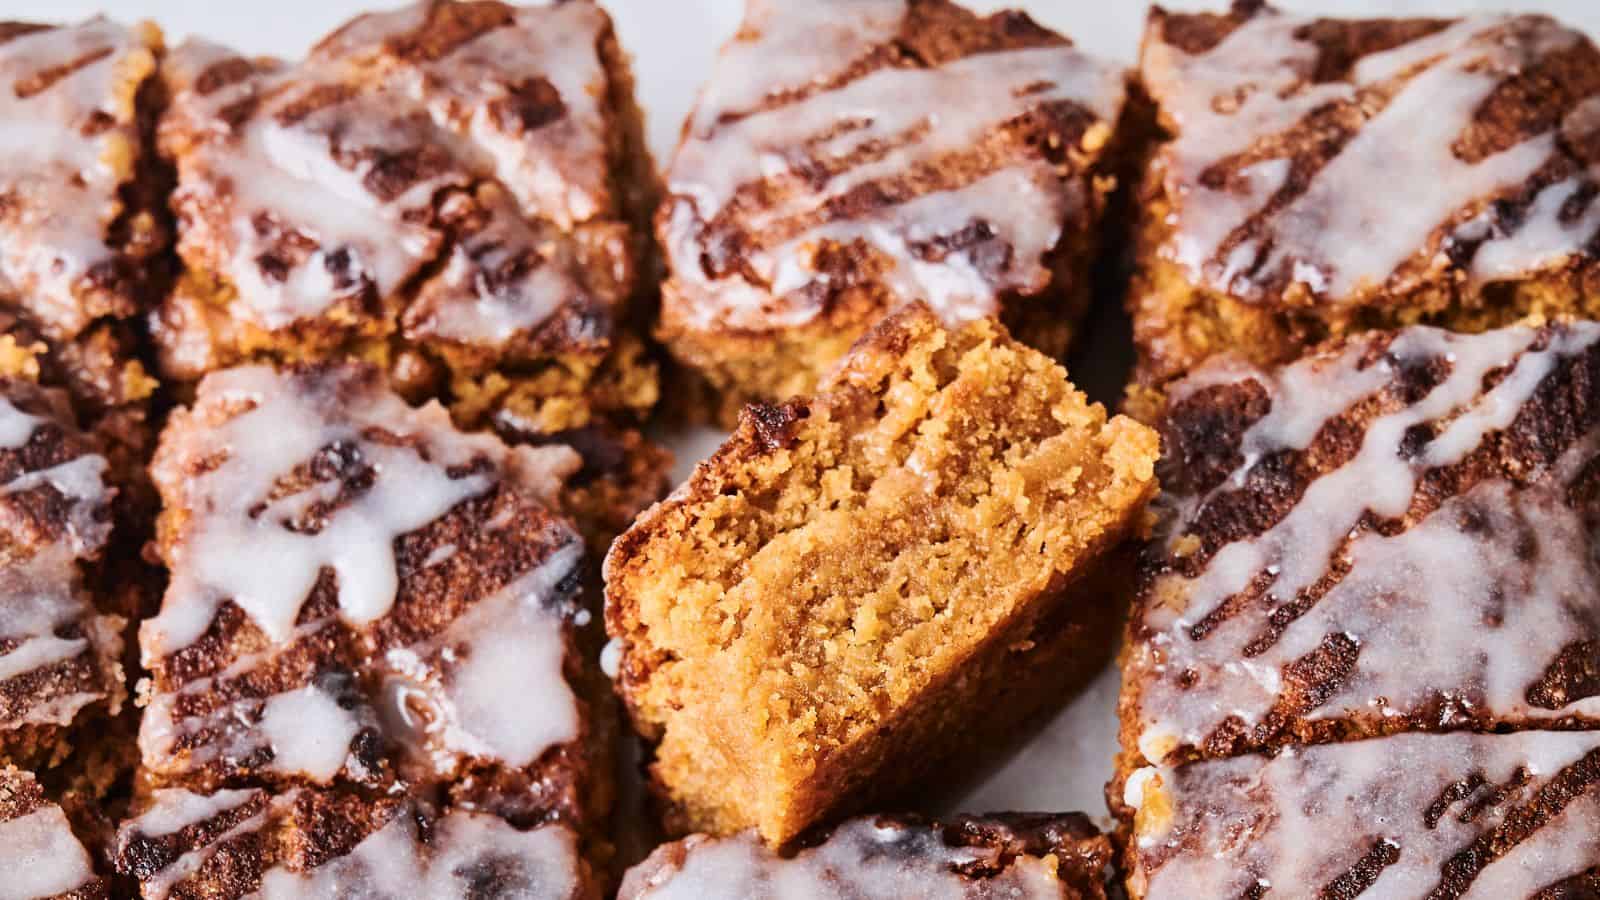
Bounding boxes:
[16,0,1599,823]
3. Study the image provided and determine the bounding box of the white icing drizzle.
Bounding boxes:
[251,809,582,900]
[135,618,383,785]
[1130,731,1600,899]
[0,17,153,339]
[139,794,271,900]
[0,803,98,900]
[1145,10,1597,303]
[0,397,40,448]
[380,539,583,773]
[128,787,258,838]
[687,0,907,136]
[121,789,585,900]
[139,364,585,786]
[315,1,613,230]
[621,819,1064,899]
[599,637,621,680]
[664,2,1124,332]
[144,365,502,653]
[1130,323,1600,764]
[257,684,365,782]
[165,0,614,348]
[0,390,120,728]
[164,39,454,327]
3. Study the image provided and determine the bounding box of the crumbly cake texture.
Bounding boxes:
[606,305,1159,845]
[0,18,165,480]
[1126,1,1600,420]
[0,378,127,778]
[618,813,1113,900]
[1,766,108,900]
[131,362,610,894]
[1118,321,1600,778]
[655,0,1129,423]
[115,786,599,900]
[1124,731,1600,900]
[152,0,659,441]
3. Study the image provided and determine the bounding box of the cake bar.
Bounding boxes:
[607,304,1158,844]
[0,377,125,774]
[153,0,658,440]
[0,18,163,469]
[1119,320,1600,775]
[1127,2,1600,418]
[656,0,1128,422]
[116,786,597,899]
[1124,731,1600,899]
[137,363,608,857]
[619,814,1112,900]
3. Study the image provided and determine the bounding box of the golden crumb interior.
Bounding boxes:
[610,310,1158,844]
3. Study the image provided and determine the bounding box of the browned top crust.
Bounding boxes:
[0,766,108,899]
[1122,320,1600,770]
[1124,731,1600,900]
[0,376,124,758]
[0,17,162,343]
[1139,1,1600,311]
[115,786,594,899]
[619,813,1111,899]
[657,0,1126,338]
[153,0,638,377]
[137,362,601,833]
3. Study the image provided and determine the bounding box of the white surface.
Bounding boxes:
[8,0,1598,827]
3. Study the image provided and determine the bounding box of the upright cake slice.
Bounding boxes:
[135,363,610,888]
[0,18,164,473]
[656,0,1129,422]
[1127,2,1600,418]
[1124,731,1600,899]
[153,0,658,441]
[620,814,1112,900]
[116,786,596,899]
[1119,320,1600,777]
[607,305,1159,844]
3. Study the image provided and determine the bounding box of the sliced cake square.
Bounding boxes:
[656,0,1130,422]
[137,362,611,875]
[0,377,125,778]
[620,813,1112,900]
[0,17,165,475]
[1124,731,1600,899]
[1127,2,1600,419]
[116,786,598,899]
[1118,320,1600,781]
[606,305,1159,845]
[152,0,659,441]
